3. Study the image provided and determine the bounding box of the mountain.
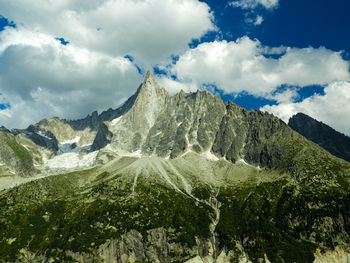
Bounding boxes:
[289,112,350,162]
[0,130,34,176]
[0,72,350,263]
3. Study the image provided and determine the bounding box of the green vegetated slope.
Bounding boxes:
[0,132,34,176]
[0,144,349,262]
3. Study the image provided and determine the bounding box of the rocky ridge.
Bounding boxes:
[289,112,350,162]
[0,71,326,176]
[0,71,296,174]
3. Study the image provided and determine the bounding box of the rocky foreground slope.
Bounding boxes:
[0,72,350,262]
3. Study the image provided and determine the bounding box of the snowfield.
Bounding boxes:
[60,136,81,144]
[45,151,98,170]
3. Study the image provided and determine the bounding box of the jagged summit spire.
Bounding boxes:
[137,70,153,87]
[138,70,168,97]
[141,70,159,90]
[144,70,154,82]
[127,70,168,131]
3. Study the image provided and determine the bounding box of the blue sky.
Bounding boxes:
[0,0,349,134]
[206,0,350,51]
[196,0,350,110]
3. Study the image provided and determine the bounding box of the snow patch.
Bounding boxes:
[79,143,93,148]
[60,136,80,144]
[111,116,122,126]
[37,131,52,140]
[45,151,98,170]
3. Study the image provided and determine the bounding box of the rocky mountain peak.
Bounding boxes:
[130,71,168,128]
[104,71,170,153]
[138,70,157,95]
[137,70,168,98]
[144,70,155,83]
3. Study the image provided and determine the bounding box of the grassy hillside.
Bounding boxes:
[0,151,349,262]
[0,132,34,176]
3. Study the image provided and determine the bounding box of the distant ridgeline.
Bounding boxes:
[0,71,349,262]
[289,112,350,162]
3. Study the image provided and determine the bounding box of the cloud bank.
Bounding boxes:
[162,37,349,96]
[0,0,214,66]
[0,27,142,128]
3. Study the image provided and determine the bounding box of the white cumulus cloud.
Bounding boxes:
[156,76,199,95]
[229,0,279,9]
[0,27,142,128]
[254,15,264,25]
[0,0,214,66]
[261,81,350,136]
[165,37,349,97]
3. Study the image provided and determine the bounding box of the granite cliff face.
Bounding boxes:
[0,72,350,262]
[289,112,350,162]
